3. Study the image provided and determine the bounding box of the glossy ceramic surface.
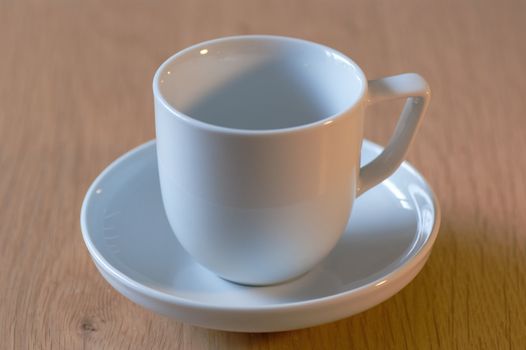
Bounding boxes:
[81,140,440,332]
[153,35,431,285]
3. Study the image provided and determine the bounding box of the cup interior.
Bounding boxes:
[155,36,365,131]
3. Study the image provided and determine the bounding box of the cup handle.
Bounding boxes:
[358,73,431,196]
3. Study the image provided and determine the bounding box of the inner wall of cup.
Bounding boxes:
[157,38,365,131]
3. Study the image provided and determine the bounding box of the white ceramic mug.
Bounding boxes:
[153,35,430,285]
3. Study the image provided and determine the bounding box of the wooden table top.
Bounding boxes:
[1,0,525,348]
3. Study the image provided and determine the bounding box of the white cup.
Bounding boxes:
[153,35,430,285]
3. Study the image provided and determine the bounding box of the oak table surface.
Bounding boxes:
[1,0,525,349]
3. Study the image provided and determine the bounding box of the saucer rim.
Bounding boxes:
[81,139,441,312]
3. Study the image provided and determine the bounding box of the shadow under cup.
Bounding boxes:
[156,37,365,130]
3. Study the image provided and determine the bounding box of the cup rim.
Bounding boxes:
[153,35,367,135]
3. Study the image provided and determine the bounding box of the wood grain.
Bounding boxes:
[1,0,525,348]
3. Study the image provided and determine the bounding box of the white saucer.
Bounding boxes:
[81,140,440,332]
